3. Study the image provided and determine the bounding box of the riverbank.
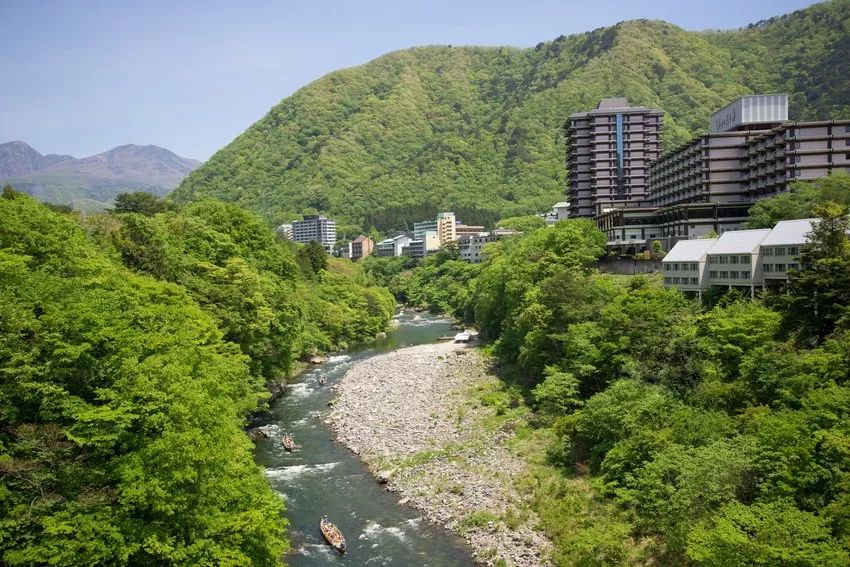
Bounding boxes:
[326,341,553,566]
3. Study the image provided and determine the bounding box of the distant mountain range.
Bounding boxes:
[1,141,202,211]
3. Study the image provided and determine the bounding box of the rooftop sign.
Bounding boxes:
[710,94,788,133]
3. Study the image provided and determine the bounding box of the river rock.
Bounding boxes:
[308,355,328,364]
[327,341,553,567]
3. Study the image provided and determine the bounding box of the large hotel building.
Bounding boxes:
[568,94,850,252]
[567,98,663,218]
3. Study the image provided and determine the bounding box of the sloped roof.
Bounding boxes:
[761,218,817,246]
[708,229,771,254]
[662,239,718,262]
[352,235,370,243]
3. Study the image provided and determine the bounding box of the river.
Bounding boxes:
[253,310,477,566]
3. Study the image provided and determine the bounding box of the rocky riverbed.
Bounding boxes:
[326,341,553,567]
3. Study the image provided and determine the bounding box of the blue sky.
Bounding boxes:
[1,0,818,160]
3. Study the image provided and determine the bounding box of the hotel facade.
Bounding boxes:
[572,94,850,253]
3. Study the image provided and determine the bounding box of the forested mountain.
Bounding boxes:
[174,0,850,235]
[0,142,201,212]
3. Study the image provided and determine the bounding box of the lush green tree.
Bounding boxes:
[297,240,329,276]
[687,501,848,567]
[0,193,288,565]
[112,191,174,216]
[785,202,850,342]
[496,215,545,232]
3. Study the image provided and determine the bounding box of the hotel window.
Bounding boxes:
[764,264,773,272]
[775,263,786,271]
[720,271,729,278]
[709,271,718,278]
[719,256,728,265]
[788,263,799,270]
[672,277,680,284]
[741,255,751,264]
[710,256,719,264]
[730,271,739,280]
[730,256,739,264]
[691,277,698,285]
[691,263,698,271]
[788,246,799,255]
[775,247,786,256]
[740,271,750,279]
[664,277,671,284]
[664,264,671,272]
[763,247,773,256]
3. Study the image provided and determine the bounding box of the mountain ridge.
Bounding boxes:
[170,1,848,234]
[1,141,202,211]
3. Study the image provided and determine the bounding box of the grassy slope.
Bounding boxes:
[173,1,850,235]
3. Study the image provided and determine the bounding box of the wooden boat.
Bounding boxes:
[320,516,346,553]
[281,434,295,452]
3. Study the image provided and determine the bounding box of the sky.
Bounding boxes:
[1,0,819,161]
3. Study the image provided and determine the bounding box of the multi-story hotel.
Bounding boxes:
[291,215,337,253]
[566,98,663,218]
[590,94,850,252]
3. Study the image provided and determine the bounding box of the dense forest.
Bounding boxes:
[363,175,850,565]
[0,188,394,565]
[174,0,850,236]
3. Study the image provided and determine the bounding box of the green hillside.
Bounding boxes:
[173,0,850,235]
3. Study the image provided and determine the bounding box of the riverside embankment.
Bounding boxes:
[326,340,553,567]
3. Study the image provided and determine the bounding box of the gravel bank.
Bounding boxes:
[326,341,552,567]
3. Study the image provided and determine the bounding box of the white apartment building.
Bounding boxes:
[376,234,412,257]
[403,231,440,259]
[662,218,823,296]
[661,238,717,296]
[292,215,337,253]
[706,229,771,296]
[459,233,495,263]
[276,223,293,239]
[760,218,815,283]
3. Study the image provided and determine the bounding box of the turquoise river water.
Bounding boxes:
[253,310,477,566]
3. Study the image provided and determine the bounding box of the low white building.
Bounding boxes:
[402,231,440,260]
[458,228,519,263]
[544,201,571,225]
[276,223,294,239]
[706,229,771,296]
[459,233,496,263]
[376,234,412,257]
[760,218,814,283]
[662,238,717,296]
